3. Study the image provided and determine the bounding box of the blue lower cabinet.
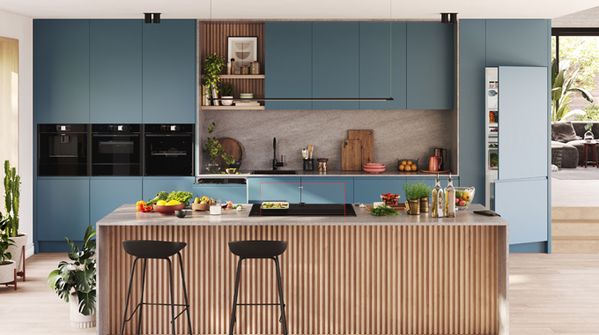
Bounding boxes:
[192,184,247,204]
[142,177,196,200]
[354,177,406,204]
[36,177,90,252]
[90,178,142,224]
[248,177,301,203]
[300,177,354,204]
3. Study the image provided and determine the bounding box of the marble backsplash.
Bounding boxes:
[200,109,457,173]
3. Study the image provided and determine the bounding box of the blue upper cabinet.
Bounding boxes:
[359,22,392,110]
[34,20,90,123]
[248,177,301,203]
[312,22,360,110]
[90,20,142,123]
[406,22,454,110]
[143,20,196,123]
[90,177,142,224]
[265,22,313,110]
[485,20,551,67]
[301,177,354,204]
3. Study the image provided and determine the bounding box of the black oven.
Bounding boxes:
[91,124,141,176]
[38,124,89,176]
[144,124,194,176]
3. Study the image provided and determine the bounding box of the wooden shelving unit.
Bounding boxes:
[201,105,265,111]
[219,74,265,79]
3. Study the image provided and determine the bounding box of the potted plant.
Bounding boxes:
[1,160,25,280]
[0,232,15,286]
[203,122,235,173]
[417,183,432,214]
[219,82,234,106]
[48,225,97,328]
[404,183,431,215]
[203,53,225,106]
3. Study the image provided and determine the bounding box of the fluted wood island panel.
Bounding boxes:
[97,205,508,335]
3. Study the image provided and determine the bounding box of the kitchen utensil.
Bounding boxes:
[218,137,243,166]
[428,155,440,172]
[433,147,449,171]
[192,203,209,211]
[303,159,315,171]
[341,139,362,171]
[348,129,374,165]
[318,158,329,172]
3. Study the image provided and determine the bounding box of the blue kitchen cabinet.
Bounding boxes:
[143,20,196,123]
[142,177,196,200]
[406,22,454,110]
[354,177,406,204]
[312,22,360,110]
[359,22,391,110]
[192,184,247,204]
[248,177,301,203]
[265,22,313,110]
[90,20,142,123]
[90,177,142,224]
[36,177,90,251]
[485,20,551,67]
[301,177,354,204]
[34,20,90,123]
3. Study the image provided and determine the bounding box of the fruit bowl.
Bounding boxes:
[153,204,185,215]
[455,187,475,210]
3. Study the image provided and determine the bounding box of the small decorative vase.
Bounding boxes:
[205,162,221,174]
[584,130,594,142]
[211,88,220,106]
[69,293,96,328]
[201,85,210,106]
[419,197,429,214]
[220,96,234,106]
[406,200,420,215]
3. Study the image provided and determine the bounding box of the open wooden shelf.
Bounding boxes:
[201,105,265,111]
[219,74,265,79]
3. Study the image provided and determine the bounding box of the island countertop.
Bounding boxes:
[97,203,506,227]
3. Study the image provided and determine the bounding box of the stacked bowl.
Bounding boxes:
[363,162,386,174]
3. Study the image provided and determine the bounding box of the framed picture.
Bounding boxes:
[227,36,258,69]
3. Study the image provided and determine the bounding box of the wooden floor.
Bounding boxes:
[1,253,598,335]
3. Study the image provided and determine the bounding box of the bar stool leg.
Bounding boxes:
[228,258,243,335]
[273,256,289,335]
[177,252,193,335]
[136,259,148,335]
[120,257,140,335]
[167,258,176,335]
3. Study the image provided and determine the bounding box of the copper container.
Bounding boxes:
[420,197,429,214]
[406,200,420,215]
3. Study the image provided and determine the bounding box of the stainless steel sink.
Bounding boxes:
[251,170,297,175]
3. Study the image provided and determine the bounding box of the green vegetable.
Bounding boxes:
[147,191,168,205]
[166,191,194,206]
[371,205,398,216]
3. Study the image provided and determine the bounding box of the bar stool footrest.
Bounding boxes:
[124,302,190,323]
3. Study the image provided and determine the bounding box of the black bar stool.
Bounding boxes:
[228,240,289,335]
[120,240,192,335]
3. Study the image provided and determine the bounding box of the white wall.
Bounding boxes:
[0,10,33,256]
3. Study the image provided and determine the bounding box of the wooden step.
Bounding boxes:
[552,206,599,253]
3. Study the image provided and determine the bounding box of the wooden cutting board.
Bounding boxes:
[341,139,362,171]
[218,137,243,163]
[348,129,374,165]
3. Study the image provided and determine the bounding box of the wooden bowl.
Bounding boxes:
[192,203,210,211]
[153,204,185,215]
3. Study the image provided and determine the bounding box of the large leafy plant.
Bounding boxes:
[203,53,225,92]
[3,160,20,237]
[551,59,595,121]
[203,122,235,170]
[48,225,96,316]
[0,233,14,265]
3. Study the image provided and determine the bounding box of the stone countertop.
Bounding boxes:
[197,170,458,178]
[97,204,505,227]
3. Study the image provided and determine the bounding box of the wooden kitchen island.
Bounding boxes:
[97,204,508,335]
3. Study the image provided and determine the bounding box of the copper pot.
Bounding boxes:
[428,155,440,172]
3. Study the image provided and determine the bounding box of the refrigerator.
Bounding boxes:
[485,66,549,245]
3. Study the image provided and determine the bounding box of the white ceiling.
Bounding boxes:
[0,0,597,20]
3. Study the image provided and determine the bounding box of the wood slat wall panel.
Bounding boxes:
[98,225,506,335]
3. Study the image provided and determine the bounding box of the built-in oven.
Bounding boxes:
[91,124,141,176]
[38,124,89,176]
[144,124,194,176]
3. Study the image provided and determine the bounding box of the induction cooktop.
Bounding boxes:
[248,203,357,217]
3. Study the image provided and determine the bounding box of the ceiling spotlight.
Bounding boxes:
[144,13,161,24]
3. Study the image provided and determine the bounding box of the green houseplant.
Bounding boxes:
[48,225,97,328]
[404,183,431,215]
[0,233,15,285]
[219,82,234,106]
[203,53,226,106]
[2,160,25,280]
[203,122,235,173]
[551,59,595,121]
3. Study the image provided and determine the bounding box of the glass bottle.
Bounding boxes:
[431,175,441,218]
[444,174,456,218]
[437,178,445,218]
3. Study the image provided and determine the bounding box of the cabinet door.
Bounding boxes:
[90,178,142,224]
[265,22,313,110]
[34,20,90,123]
[495,178,547,244]
[485,20,551,67]
[90,20,142,123]
[359,22,391,110]
[354,178,406,203]
[312,22,360,110]
[36,178,90,242]
[301,177,354,204]
[498,66,548,180]
[406,23,454,110]
[143,20,196,123]
[192,185,247,204]
[248,177,301,203]
[142,177,196,200]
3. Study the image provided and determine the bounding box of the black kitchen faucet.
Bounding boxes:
[272,137,284,170]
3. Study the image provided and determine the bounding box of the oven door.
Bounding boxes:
[145,134,193,176]
[38,132,88,176]
[92,134,141,176]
